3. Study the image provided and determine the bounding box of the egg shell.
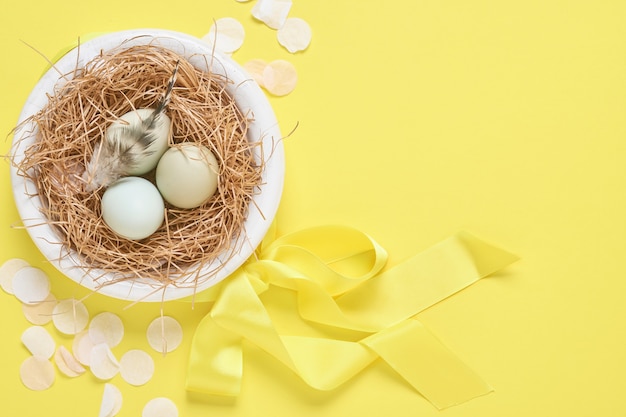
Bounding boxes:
[101,177,165,240]
[156,144,219,209]
[107,109,171,175]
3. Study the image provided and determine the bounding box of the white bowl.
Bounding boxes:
[10,29,284,302]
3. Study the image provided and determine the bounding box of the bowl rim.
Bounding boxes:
[10,29,284,302]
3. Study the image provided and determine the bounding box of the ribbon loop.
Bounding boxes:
[186,313,243,396]
[260,225,387,295]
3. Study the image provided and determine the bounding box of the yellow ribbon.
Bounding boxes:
[186,226,518,409]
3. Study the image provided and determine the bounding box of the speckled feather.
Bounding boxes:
[82,61,180,191]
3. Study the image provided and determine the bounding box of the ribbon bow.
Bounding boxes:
[186,225,518,409]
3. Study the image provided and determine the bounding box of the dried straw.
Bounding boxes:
[13,44,263,290]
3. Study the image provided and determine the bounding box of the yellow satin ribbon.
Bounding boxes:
[186,226,518,409]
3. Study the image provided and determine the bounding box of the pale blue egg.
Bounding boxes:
[101,177,165,240]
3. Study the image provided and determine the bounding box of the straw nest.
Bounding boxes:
[13,43,264,290]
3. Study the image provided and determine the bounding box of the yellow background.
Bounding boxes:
[1,0,625,416]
